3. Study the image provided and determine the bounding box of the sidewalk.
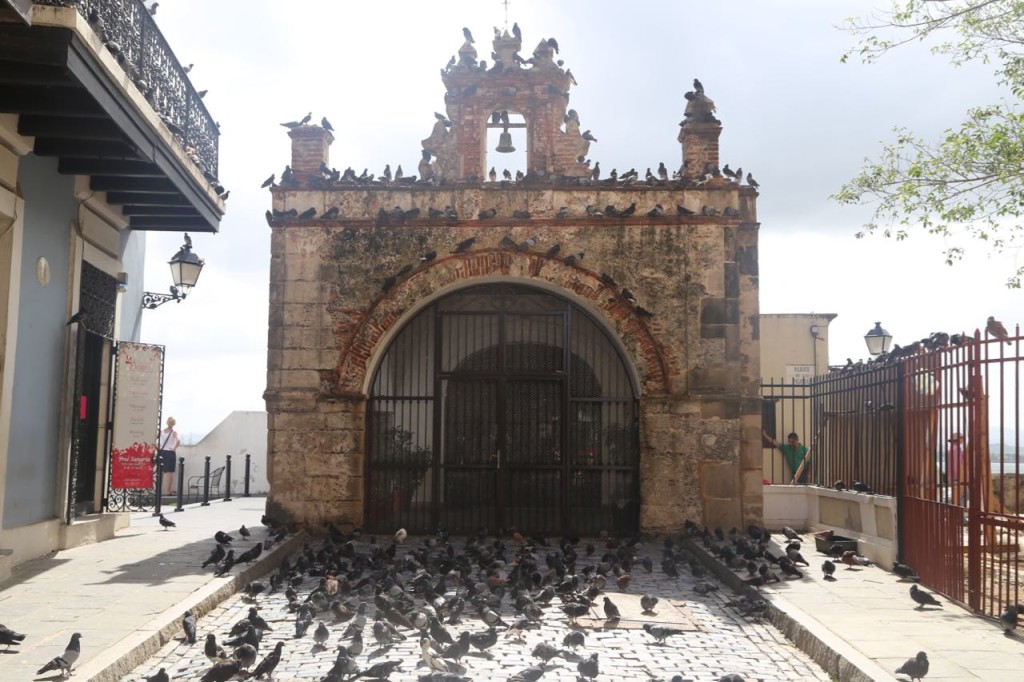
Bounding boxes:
[691,534,1024,681]
[0,500,1021,681]
[0,496,302,682]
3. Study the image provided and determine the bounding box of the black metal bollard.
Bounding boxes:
[152,452,164,516]
[201,455,211,506]
[175,458,185,511]
[224,454,233,502]
[244,453,251,497]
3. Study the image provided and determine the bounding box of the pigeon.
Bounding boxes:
[642,623,684,644]
[746,172,759,189]
[562,630,586,650]
[640,594,659,613]
[577,653,599,679]
[202,543,226,568]
[145,669,169,682]
[909,584,942,609]
[478,208,497,220]
[986,316,1011,344]
[357,660,402,679]
[822,560,836,580]
[999,603,1024,633]
[205,633,227,662]
[314,620,330,647]
[239,524,251,539]
[260,174,275,188]
[159,513,176,530]
[463,27,474,42]
[183,610,197,644]
[215,530,234,545]
[234,643,258,670]
[250,640,283,679]
[892,561,920,581]
[840,551,871,569]
[321,116,334,132]
[782,526,800,541]
[37,632,81,677]
[452,237,475,254]
[894,651,929,681]
[201,658,241,682]
[603,596,621,621]
[693,78,704,94]
[0,624,26,648]
[66,309,88,326]
[214,550,236,577]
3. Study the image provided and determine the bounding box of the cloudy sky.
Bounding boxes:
[138,1,1020,442]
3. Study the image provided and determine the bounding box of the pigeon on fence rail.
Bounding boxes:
[986,316,1011,344]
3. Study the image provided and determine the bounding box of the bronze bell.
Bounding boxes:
[495,127,516,153]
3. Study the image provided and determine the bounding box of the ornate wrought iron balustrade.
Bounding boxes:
[36,0,219,177]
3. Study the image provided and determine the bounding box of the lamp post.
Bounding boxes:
[864,322,893,356]
[141,234,205,309]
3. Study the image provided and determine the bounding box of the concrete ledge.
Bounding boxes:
[683,537,894,682]
[58,513,123,549]
[0,548,12,583]
[71,531,306,682]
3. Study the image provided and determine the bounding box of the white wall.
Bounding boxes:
[177,411,267,496]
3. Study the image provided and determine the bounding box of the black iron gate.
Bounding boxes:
[367,284,639,536]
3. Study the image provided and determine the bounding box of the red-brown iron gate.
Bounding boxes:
[762,325,1023,619]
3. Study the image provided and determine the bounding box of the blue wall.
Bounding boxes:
[3,155,75,527]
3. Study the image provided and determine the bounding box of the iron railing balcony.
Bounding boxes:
[34,0,218,178]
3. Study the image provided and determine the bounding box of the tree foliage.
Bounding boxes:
[834,0,1024,287]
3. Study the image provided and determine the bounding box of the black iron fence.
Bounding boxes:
[106,452,251,512]
[762,362,900,494]
[36,0,219,177]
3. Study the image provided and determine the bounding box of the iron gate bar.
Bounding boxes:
[368,284,639,535]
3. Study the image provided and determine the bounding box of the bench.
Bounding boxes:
[186,465,226,502]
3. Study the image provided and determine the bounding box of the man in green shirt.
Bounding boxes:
[764,431,810,484]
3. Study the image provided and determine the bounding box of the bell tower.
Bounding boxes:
[426,27,592,180]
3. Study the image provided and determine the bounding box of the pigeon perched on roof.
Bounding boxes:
[37,632,81,677]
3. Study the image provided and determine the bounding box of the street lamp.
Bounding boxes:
[141,234,205,309]
[864,322,893,356]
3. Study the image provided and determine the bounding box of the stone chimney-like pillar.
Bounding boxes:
[679,120,722,181]
[289,126,334,181]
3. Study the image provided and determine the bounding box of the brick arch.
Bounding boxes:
[330,249,673,396]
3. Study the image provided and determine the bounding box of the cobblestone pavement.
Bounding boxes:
[120,535,831,682]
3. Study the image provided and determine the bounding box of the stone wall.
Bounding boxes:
[264,28,762,533]
[265,170,762,531]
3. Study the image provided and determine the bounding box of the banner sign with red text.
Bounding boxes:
[110,342,164,489]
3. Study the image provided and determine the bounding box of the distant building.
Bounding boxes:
[760,313,836,482]
[265,26,762,535]
[0,2,223,579]
[177,411,269,497]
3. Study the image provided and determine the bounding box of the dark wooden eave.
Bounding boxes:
[0,24,222,232]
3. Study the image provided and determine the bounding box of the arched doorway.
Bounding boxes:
[366,283,639,535]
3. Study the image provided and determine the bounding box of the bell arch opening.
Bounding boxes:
[366,283,639,535]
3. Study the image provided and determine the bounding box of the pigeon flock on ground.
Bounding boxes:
[131,519,795,681]
[8,514,1020,680]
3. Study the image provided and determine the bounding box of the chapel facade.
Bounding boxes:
[264,27,762,535]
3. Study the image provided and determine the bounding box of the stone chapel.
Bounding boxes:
[264,26,762,535]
